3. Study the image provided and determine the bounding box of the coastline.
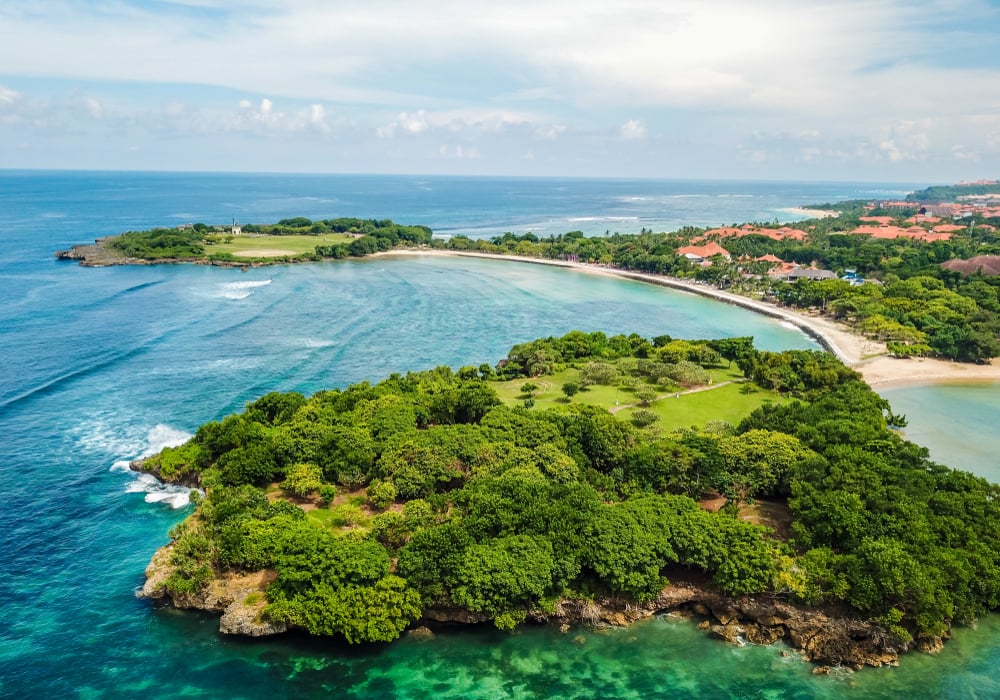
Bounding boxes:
[374,249,1000,390]
[779,207,839,219]
[139,541,907,669]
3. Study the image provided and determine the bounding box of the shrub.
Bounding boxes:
[631,410,660,427]
[368,480,398,509]
[319,484,337,506]
[330,503,368,528]
[281,462,323,498]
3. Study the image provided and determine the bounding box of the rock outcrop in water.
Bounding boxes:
[139,545,288,637]
[139,546,911,669]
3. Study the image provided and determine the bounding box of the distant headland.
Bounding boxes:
[55,217,434,267]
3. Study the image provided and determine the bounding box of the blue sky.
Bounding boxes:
[3,0,1000,180]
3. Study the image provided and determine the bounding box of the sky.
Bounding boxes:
[3,0,1000,181]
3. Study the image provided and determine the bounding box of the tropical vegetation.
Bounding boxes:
[148,331,1000,650]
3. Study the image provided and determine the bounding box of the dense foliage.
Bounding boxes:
[907,184,1000,202]
[110,228,205,259]
[156,332,1000,648]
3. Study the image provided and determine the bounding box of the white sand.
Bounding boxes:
[780,207,840,219]
[376,249,1000,389]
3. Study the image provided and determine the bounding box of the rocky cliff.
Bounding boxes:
[139,543,920,669]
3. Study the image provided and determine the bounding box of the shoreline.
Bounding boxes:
[374,249,1000,390]
[779,207,839,219]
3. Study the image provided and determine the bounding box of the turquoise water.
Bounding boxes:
[2,171,998,698]
[878,383,1000,482]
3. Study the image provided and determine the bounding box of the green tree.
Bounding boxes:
[451,535,557,628]
[281,462,324,498]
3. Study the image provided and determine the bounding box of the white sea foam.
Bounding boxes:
[300,338,336,348]
[145,485,200,509]
[109,424,197,508]
[76,418,147,458]
[142,424,192,457]
[125,473,160,491]
[218,279,271,300]
[779,321,809,338]
[124,473,200,508]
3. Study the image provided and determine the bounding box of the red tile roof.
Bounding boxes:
[677,242,731,260]
[849,225,953,242]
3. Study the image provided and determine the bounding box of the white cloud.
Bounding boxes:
[377,108,538,139]
[620,119,646,141]
[4,0,1000,177]
[438,144,480,160]
[951,144,979,161]
[535,124,566,140]
[0,85,20,105]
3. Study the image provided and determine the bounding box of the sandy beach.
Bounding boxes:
[378,249,1000,389]
[780,207,840,219]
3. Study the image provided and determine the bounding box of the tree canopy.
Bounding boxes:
[154,331,1000,649]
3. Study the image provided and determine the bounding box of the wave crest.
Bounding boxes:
[218,279,272,300]
[109,424,197,508]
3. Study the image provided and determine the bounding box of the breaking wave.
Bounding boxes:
[218,279,271,300]
[110,424,200,509]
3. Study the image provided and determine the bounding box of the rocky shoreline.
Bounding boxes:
[137,540,924,670]
[55,239,272,268]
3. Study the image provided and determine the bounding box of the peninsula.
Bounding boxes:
[55,217,434,266]
[137,331,1000,670]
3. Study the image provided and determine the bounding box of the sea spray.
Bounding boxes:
[110,424,200,508]
[218,279,272,300]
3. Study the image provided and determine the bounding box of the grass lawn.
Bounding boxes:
[304,491,374,533]
[616,381,788,432]
[493,363,786,431]
[207,233,353,257]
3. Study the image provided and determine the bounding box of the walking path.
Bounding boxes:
[608,380,735,415]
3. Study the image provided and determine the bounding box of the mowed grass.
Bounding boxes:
[493,364,787,431]
[208,233,354,257]
[616,381,787,431]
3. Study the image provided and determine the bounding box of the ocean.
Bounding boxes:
[1,170,997,698]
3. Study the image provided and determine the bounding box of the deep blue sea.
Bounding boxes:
[2,170,998,699]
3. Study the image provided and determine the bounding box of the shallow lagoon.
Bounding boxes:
[878,383,1000,482]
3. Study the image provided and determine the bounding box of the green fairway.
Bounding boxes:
[208,233,353,257]
[494,363,786,431]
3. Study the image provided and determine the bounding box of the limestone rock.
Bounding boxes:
[220,600,287,637]
[918,636,944,654]
[710,624,744,644]
[407,626,436,641]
